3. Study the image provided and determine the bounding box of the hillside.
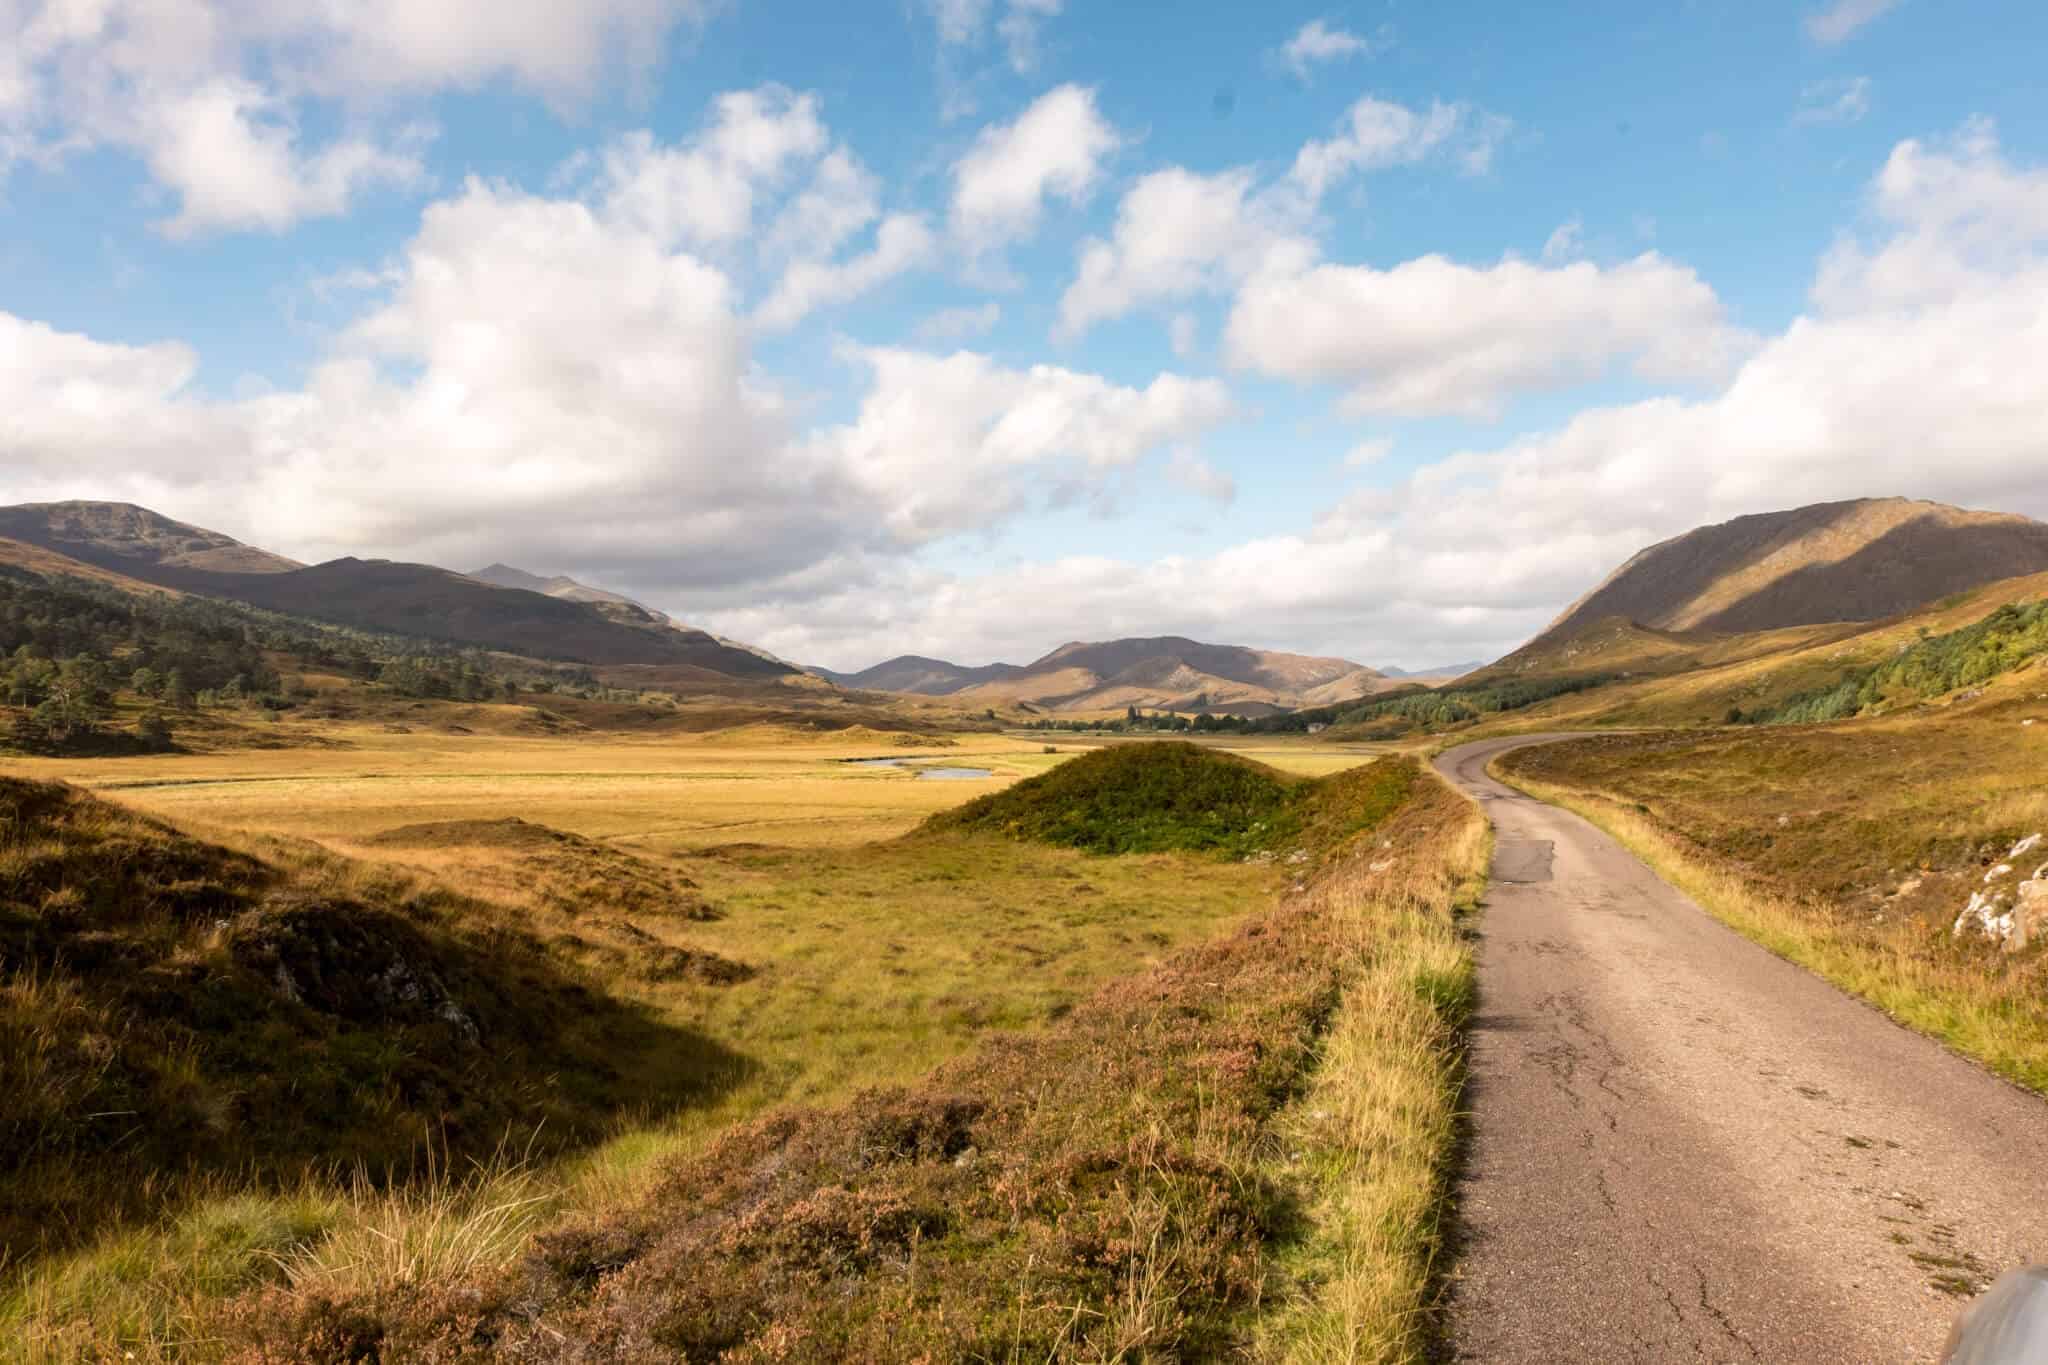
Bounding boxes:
[1508,498,2048,675]
[826,636,1391,715]
[0,501,300,573]
[0,776,734,1263]
[0,502,795,675]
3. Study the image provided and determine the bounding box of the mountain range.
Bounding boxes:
[815,637,1396,715]
[6,494,2048,712]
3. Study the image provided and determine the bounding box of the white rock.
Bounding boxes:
[2009,881,2048,953]
[1985,864,2015,884]
[2010,833,2044,860]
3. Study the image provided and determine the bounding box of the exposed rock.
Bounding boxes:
[2009,881,2048,953]
[230,896,482,1043]
[1951,834,2048,951]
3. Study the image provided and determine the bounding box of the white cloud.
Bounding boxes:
[1226,252,1751,417]
[1289,96,1503,198]
[1168,312,1199,358]
[1275,19,1378,80]
[997,0,1063,73]
[726,121,2048,672]
[817,346,1237,544]
[5,159,1231,596]
[1055,95,1508,339]
[915,302,1003,341]
[763,149,882,262]
[1,0,713,236]
[1058,167,1315,338]
[923,0,1064,76]
[951,84,1120,250]
[1805,0,1904,44]
[145,80,427,237]
[754,214,938,330]
[600,88,830,249]
[1794,76,1873,126]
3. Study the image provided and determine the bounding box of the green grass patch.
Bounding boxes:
[923,740,1413,858]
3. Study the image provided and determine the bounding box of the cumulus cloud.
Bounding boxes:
[1226,251,1751,417]
[1275,20,1378,80]
[709,119,2048,671]
[951,84,1120,251]
[143,79,428,237]
[754,214,938,330]
[1,0,712,235]
[1291,96,1510,194]
[1056,95,1506,338]
[815,346,1236,544]
[1058,167,1315,338]
[4,145,1233,596]
[1805,0,1904,44]
[600,88,830,249]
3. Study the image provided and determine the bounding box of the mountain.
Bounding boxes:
[1535,498,2048,648]
[812,655,1028,695]
[0,501,300,574]
[822,636,1392,715]
[0,502,794,675]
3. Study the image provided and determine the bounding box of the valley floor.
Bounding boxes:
[3,721,1476,1362]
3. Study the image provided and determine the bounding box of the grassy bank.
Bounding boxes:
[1254,772,1488,1363]
[1498,724,2048,1093]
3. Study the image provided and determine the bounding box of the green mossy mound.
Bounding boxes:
[924,741,1412,859]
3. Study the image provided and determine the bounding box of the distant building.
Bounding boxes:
[1306,723,1327,735]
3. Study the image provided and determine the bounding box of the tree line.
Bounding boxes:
[0,569,665,753]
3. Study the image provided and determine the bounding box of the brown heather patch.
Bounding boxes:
[217,759,1481,1363]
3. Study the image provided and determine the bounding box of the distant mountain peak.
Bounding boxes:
[818,636,1391,714]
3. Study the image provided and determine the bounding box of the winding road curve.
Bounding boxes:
[1435,735,2048,1363]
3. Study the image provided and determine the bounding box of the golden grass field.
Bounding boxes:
[6,714,1477,1361]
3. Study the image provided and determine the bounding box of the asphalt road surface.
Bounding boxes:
[1435,735,2048,1363]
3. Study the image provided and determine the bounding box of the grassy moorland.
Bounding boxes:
[214,752,1485,1362]
[2,723,1481,1362]
[1496,680,2048,1092]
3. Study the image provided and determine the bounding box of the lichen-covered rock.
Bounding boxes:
[1952,834,2048,951]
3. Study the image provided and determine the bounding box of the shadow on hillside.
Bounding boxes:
[1694,514,2043,633]
[0,775,757,1266]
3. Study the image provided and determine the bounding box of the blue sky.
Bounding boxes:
[4,0,2047,669]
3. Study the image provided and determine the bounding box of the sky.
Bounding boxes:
[4,0,2047,672]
